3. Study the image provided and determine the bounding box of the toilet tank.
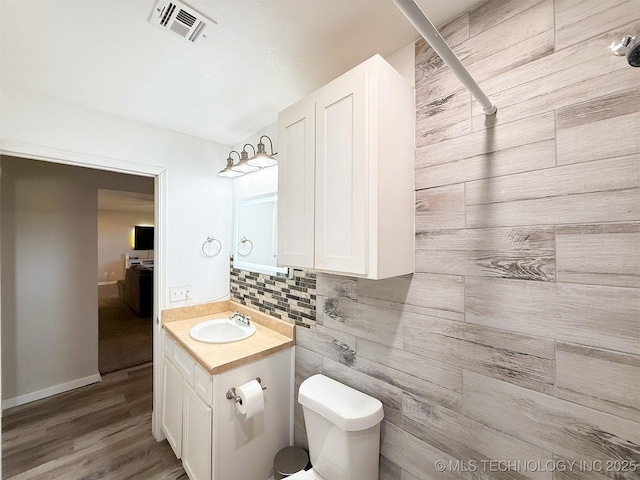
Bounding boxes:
[298,374,384,480]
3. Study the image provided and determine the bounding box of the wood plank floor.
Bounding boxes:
[2,363,187,480]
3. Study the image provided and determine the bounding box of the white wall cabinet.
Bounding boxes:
[277,54,414,279]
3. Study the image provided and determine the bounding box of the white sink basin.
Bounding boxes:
[190,318,256,344]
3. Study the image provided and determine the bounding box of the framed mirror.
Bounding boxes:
[233,192,288,275]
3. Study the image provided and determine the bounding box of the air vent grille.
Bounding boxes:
[149,0,215,43]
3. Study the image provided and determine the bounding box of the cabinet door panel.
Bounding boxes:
[182,384,212,480]
[162,360,183,458]
[278,100,315,268]
[315,68,368,275]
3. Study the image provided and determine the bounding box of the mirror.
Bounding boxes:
[233,192,288,275]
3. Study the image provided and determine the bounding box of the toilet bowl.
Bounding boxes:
[288,374,384,480]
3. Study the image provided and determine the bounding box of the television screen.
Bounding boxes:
[134,226,154,250]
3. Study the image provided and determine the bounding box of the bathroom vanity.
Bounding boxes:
[161,303,295,480]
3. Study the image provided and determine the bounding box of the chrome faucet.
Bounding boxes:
[230,311,251,327]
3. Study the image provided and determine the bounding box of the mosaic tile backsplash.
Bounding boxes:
[229,255,316,328]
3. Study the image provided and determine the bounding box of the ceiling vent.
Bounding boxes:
[149,0,215,43]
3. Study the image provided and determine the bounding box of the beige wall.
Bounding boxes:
[295,0,639,478]
[1,157,153,405]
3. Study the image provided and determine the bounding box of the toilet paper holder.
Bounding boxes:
[226,377,267,403]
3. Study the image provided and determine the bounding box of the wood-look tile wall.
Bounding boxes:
[294,1,640,478]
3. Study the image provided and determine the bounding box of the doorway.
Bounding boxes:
[98,189,155,375]
[0,144,167,455]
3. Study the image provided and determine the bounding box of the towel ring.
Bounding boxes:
[201,236,222,257]
[237,237,253,256]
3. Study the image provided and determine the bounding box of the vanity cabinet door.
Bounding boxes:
[182,384,213,480]
[277,98,316,269]
[162,359,183,458]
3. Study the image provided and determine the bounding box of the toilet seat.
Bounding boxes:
[287,468,322,480]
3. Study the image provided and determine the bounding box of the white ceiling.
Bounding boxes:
[1,0,483,147]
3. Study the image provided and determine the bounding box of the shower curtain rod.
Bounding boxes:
[393,0,497,116]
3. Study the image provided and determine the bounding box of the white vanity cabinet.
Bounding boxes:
[161,329,294,480]
[162,331,212,480]
[182,378,212,480]
[278,54,414,279]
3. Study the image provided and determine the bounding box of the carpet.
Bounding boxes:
[98,284,153,375]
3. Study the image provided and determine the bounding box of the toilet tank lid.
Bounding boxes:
[298,374,384,431]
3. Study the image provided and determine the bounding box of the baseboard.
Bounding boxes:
[2,373,102,410]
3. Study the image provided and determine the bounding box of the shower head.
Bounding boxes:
[610,34,640,67]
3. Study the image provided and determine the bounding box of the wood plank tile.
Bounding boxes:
[318,296,404,349]
[381,421,460,480]
[554,0,627,31]
[465,156,640,228]
[403,394,553,480]
[416,226,555,281]
[417,115,473,147]
[404,314,556,394]
[357,273,465,322]
[556,342,640,422]
[460,0,553,69]
[322,358,404,427]
[465,277,640,355]
[415,14,471,149]
[357,337,462,393]
[463,371,640,480]
[472,59,640,132]
[354,355,462,413]
[417,137,555,190]
[556,91,640,131]
[556,90,640,167]
[467,27,555,84]
[465,156,639,207]
[416,86,471,148]
[469,0,545,38]
[416,113,556,189]
[556,223,640,288]
[315,272,358,300]
[415,183,465,231]
[295,322,357,367]
[415,12,469,80]
[380,455,404,480]
[555,0,636,50]
[558,108,640,165]
[417,112,555,168]
[295,345,322,387]
[552,457,611,480]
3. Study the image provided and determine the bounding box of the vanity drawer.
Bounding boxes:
[194,363,213,406]
[172,341,195,387]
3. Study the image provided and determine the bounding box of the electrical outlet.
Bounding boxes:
[170,284,192,302]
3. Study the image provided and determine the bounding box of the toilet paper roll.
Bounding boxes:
[234,379,264,420]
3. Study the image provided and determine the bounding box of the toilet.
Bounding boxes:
[288,374,384,480]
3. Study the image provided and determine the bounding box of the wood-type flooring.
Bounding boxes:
[2,363,187,480]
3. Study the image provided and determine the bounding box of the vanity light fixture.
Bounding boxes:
[248,135,278,167]
[218,151,245,177]
[231,144,261,173]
